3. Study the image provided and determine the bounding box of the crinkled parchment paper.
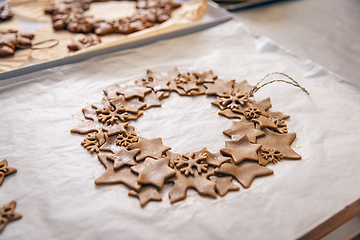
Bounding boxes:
[1,20,360,240]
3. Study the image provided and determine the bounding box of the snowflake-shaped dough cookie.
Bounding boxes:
[174,151,208,176]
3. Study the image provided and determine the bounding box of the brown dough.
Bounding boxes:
[128,137,171,161]
[131,157,175,188]
[0,200,21,233]
[68,36,101,51]
[215,161,273,188]
[142,90,161,109]
[204,79,235,95]
[106,147,140,170]
[257,128,301,166]
[128,185,162,207]
[167,168,216,203]
[95,154,141,191]
[0,159,17,186]
[223,121,265,143]
[221,135,262,164]
[209,176,239,197]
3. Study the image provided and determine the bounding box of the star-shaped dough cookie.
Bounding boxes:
[215,161,273,188]
[233,80,253,94]
[256,128,301,165]
[82,107,97,121]
[144,69,171,92]
[211,97,226,110]
[131,157,175,189]
[0,200,22,233]
[223,121,265,143]
[70,118,129,135]
[221,135,262,164]
[189,84,207,95]
[103,84,122,100]
[106,147,140,170]
[118,84,152,99]
[95,154,141,191]
[165,151,181,168]
[167,169,216,203]
[194,70,217,84]
[0,159,17,186]
[157,90,170,100]
[209,175,239,196]
[204,79,235,95]
[268,111,290,121]
[128,186,162,207]
[128,137,171,161]
[99,134,121,153]
[252,115,278,129]
[218,109,245,120]
[110,95,145,113]
[177,81,199,93]
[143,90,161,109]
[197,148,231,167]
[248,98,271,117]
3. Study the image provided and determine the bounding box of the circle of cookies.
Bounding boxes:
[45,0,181,36]
[71,68,302,206]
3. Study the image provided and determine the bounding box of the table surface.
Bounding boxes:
[219,0,360,88]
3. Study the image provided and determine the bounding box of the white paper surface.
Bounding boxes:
[1,20,360,240]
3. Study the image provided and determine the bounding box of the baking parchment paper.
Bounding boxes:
[1,20,360,240]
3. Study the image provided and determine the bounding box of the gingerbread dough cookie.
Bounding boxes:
[209,175,239,197]
[95,154,141,191]
[221,135,262,164]
[0,159,17,186]
[0,30,34,57]
[215,161,273,188]
[0,200,21,233]
[68,36,101,51]
[128,137,171,161]
[223,121,265,143]
[131,157,175,188]
[167,169,216,203]
[128,185,162,207]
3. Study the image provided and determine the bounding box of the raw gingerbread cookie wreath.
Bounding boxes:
[45,0,181,35]
[71,68,302,206]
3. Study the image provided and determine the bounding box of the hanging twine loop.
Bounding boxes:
[18,39,59,50]
[247,72,309,98]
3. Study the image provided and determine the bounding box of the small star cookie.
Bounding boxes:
[0,159,17,186]
[215,161,273,188]
[221,135,262,164]
[0,200,22,233]
[131,157,175,189]
[128,186,162,207]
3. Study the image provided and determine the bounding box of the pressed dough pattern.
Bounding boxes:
[71,68,301,206]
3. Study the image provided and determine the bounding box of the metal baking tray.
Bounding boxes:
[0,1,232,81]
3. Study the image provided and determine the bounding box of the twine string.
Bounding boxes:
[247,72,309,98]
[18,39,59,50]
